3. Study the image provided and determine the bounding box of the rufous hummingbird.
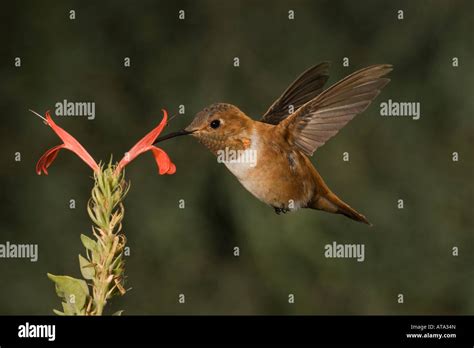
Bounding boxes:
[156,63,392,225]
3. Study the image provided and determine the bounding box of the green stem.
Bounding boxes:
[87,163,127,316]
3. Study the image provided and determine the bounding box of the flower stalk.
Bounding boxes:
[85,162,129,315]
[36,109,175,315]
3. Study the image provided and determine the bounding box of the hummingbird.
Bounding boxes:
[156,62,392,225]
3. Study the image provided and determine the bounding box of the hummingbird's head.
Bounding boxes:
[155,103,252,153]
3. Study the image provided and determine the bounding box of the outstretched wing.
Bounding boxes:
[260,62,330,125]
[285,64,393,156]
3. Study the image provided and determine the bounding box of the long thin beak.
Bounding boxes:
[154,129,194,144]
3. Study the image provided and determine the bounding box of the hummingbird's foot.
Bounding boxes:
[273,206,290,215]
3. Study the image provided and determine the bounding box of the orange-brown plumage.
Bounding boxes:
[156,63,393,225]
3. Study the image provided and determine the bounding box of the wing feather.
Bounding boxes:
[261,62,330,124]
[285,64,393,156]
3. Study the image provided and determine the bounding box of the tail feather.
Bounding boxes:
[311,192,372,226]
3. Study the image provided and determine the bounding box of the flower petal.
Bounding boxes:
[117,109,169,172]
[36,144,66,175]
[166,163,176,175]
[149,146,174,175]
[44,111,99,171]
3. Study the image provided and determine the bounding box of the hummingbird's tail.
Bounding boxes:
[311,191,372,226]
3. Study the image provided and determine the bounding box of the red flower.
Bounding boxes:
[36,111,99,175]
[117,109,176,175]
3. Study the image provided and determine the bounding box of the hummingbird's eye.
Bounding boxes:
[210,119,221,129]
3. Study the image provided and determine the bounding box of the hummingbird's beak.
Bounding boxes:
[154,129,194,144]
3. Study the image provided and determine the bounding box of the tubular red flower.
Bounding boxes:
[36,111,99,175]
[117,109,176,175]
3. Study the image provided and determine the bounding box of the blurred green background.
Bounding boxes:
[0,0,472,315]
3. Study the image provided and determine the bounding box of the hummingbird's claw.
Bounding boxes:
[274,207,289,215]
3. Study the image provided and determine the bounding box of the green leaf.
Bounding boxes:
[80,234,99,263]
[47,273,89,314]
[112,310,124,316]
[53,309,65,316]
[78,254,95,280]
[61,301,75,315]
[110,252,123,269]
[104,174,112,200]
[94,205,107,227]
[87,199,101,226]
[80,234,97,251]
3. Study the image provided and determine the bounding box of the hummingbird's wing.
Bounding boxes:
[285,64,392,156]
[260,62,330,125]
